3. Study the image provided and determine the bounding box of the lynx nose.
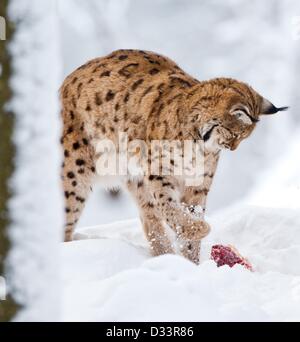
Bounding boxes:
[230,140,240,151]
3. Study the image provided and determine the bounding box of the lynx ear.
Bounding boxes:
[261,98,289,115]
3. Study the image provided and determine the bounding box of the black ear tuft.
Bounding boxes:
[263,104,289,114]
[277,106,289,112]
[261,98,289,115]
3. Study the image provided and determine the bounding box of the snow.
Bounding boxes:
[7,0,63,321]
[62,206,300,322]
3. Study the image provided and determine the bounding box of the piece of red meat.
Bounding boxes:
[211,244,253,271]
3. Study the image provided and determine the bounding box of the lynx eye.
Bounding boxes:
[230,105,258,125]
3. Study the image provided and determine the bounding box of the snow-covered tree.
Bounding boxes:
[3,0,63,321]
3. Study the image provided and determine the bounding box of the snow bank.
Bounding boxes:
[62,206,300,321]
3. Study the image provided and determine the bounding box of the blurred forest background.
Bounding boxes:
[0,0,300,321]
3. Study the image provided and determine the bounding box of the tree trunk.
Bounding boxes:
[0,0,19,322]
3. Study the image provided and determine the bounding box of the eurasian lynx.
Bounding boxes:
[60,49,287,263]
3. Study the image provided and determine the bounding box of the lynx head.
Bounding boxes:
[193,78,288,151]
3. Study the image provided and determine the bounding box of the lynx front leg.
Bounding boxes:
[176,220,210,264]
[148,176,210,264]
[181,147,219,210]
[178,186,210,263]
[141,212,174,256]
[127,180,174,256]
[181,186,208,213]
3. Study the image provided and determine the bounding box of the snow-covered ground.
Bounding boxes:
[62,204,300,321]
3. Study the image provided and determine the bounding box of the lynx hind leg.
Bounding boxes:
[61,130,95,242]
